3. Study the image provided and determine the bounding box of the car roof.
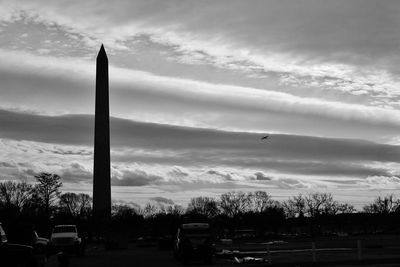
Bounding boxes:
[181,223,210,229]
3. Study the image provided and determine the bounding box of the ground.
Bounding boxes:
[44,241,400,267]
[46,245,217,267]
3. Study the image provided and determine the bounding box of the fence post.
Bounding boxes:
[267,243,272,265]
[357,239,362,261]
[311,242,316,262]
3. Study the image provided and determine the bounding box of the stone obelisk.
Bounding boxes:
[93,44,111,223]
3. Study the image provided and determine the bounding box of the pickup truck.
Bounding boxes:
[49,224,84,256]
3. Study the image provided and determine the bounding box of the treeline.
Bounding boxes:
[1,173,400,239]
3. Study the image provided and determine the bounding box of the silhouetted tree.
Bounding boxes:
[59,192,92,219]
[0,181,33,212]
[219,191,251,217]
[363,194,400,214]
[305,193,335,217]
[110,204,145,237]
[247,191,277,213]
[187,196,219,217]
[160,204,185,216]
[143,202,158,217]
[322,201,356,215]
[282,193,353,218]
[112,204,139,218]
[283,194,306,218]
[34,172,62,219]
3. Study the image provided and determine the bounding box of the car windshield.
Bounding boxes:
[53,226,76,233]
[182,228,210,237]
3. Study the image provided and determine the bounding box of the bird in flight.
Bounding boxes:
[261,135,269,140]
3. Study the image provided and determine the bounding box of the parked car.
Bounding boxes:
[0,222,41,267]
[49,225,84,256]
[173,223,215,264]
[6,224,49,254]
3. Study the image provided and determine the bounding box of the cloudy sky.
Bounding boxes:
[1,0,400,208]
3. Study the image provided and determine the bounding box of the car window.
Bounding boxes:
[53,226,77,233]
[0,225,7,243]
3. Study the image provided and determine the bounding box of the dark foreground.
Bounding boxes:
[46,245,217,267]
[44,243,400,267]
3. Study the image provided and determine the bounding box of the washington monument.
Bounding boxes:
[93,44,111,222]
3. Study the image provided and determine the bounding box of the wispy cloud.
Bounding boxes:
[2,0,400,106]
[1,49,400,142]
